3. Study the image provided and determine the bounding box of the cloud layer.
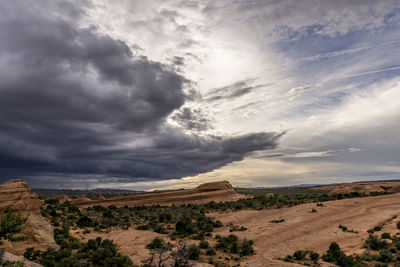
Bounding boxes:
[0,0,280,188]
[1,0,399,189]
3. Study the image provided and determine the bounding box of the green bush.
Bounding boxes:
[145,238,167,250]
[199,240,209,249]
[365,235,389,250]
[293,250,306,260]
[240,239,255,256]
[188,244,201,260]
[136,224,150,230]
[381,233,390,239]
[0,206,28,245]
[27,237,134,267]
[322,242,358,267]
[310,251,319,261]
[378,250,392,263]
[214,235,254,256]
[24,247,41,261]
[206,248,216,256]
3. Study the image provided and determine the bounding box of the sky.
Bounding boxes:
[0,0,400,190]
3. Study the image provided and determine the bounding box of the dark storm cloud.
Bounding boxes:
[171,107,212,131]
[0,0,281,187]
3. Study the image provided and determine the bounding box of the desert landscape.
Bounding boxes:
[2,178,400,266]
[2,0,400,266]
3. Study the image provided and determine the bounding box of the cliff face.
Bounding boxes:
[0,179,58,255]
[0,179,40,214]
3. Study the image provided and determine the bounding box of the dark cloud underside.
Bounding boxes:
[0,0,280,187]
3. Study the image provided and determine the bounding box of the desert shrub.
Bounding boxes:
[339,224,358,234]
[28,237,134,267]
[240,239,255,256]
[365,235,389,250]
[0,206,28,245]
[44,199,59,205]
[322,242,358,267]
[311,208,317,213]
[215,235,254,256]
[270,219,285,223]
[378,250,392,263]
[199,240,209,249]
[136,224,150,230]
[145,238,169,250]
[188,244,201,260]
[215,234,239,252]
[206,248,216,256]
[293,250,306,260]
[24,247,41,261]
[229,225,247,232]
[381,233,390,239]
[213,220,223,228]
[76,215,94,228]
[175,216,195,236]
[361,253,380,261]
[397,221,400,230]
[310,251,319,261]
[153,224,166,234]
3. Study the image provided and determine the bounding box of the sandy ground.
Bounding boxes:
[210,192,400,266]
[72,193,400,266]
[7,180,400,266]
[73,228,164,266]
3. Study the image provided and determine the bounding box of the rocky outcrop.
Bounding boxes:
[3,251,43,267]
[57,194,72,203]
[0,179,40,214]
[95,193,106,200]
[197,181,233,192]
[0,179,58,255]
[71,181,243,208]
[310,180,400,195]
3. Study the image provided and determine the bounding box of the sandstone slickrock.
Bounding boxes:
[309,180,400,195]
[0,179,40,214]
[3,251,43,267]
[71,180,243,207]
[95,192,106,200]
[0,179,58,255]
[57,194,72,203]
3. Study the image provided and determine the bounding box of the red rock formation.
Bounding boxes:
[0,179,40,214]
[57,194,72,203]
[0,179,58,255]
[71,181,243,208]
[95,192,106,200]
